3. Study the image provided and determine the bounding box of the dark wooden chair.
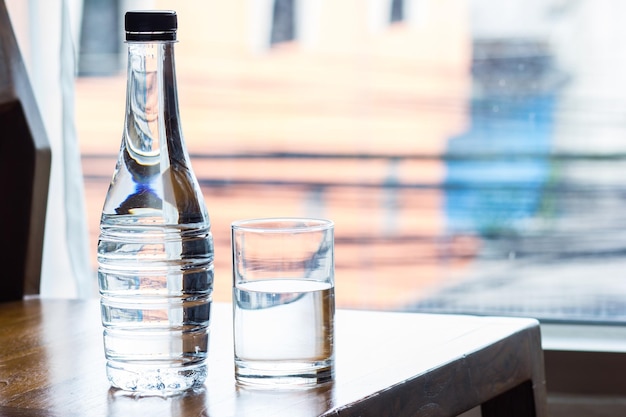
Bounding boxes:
[0,0,51,301]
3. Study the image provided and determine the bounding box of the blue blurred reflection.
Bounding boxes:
[445,94,555,236]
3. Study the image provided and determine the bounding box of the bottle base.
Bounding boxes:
[106,361,207,395]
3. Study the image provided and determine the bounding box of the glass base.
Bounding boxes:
[234,358,333,387]
[106,361,207,395]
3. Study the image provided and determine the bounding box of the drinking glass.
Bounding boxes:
[231,218,335,386]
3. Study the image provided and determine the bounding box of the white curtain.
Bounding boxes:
[6,0,93,298]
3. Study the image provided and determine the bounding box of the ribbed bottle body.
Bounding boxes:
[98,219,213,392]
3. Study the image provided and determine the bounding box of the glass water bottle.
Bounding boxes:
[97,10,214,394]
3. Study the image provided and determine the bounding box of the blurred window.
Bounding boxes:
[74,0,626,328]
[270,0,295,45]
[390,0,404,23]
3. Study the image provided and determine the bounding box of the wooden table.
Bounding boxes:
[0,299,547,417]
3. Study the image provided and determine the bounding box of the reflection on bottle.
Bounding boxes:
[106,386,207,416]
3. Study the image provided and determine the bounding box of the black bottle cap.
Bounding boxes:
[125,10,177,41]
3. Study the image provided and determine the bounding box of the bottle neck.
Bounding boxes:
[124,41,182,162]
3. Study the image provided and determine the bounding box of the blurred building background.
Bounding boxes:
[77,0,626,323]
[8,0,626,324]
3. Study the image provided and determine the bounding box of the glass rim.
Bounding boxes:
[231,217,334,233]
